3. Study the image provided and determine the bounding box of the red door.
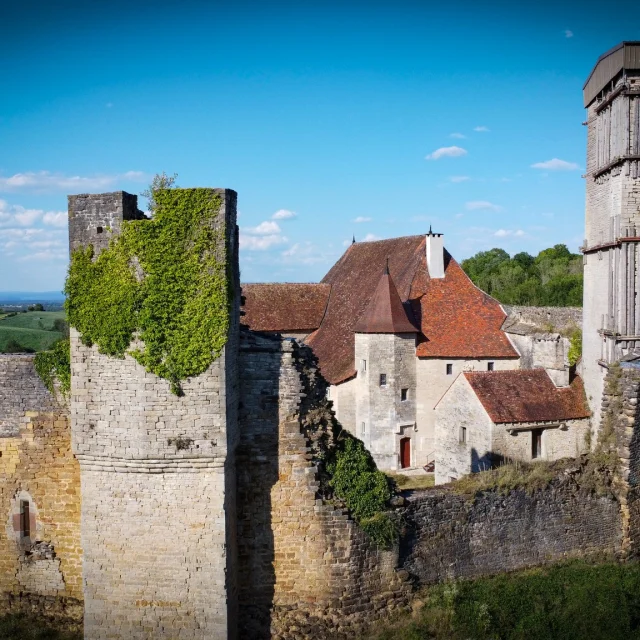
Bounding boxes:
[400,437,411,469]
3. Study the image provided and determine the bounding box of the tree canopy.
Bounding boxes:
[461,244,583,306]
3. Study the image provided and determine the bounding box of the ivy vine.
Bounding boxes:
[34,338,71,399]
[64,188,231,394]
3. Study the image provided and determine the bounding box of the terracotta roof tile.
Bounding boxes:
[353,267,418,334]
[307,235,517,384]
[464,370,590,423]
[241,283,330,332]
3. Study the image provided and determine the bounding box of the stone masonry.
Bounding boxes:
[68,190,240,640]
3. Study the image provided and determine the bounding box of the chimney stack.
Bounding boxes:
[426,227,444,279]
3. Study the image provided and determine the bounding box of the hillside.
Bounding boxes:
[0,310,67,353]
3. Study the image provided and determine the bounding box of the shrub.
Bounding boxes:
[34,338,71,398]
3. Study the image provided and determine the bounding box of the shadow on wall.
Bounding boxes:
[235,330,280,638]
[471,447,495,474]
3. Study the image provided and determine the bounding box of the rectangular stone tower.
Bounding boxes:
[68,190,239,639]
[582,42,640,430]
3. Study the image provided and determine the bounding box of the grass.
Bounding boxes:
[387,473,435,491]
[364,560,640,640]
[0,613,81,639]
[0,311,66,353]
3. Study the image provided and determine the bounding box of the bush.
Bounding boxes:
[325,434,397,546]
[2,339,35,354]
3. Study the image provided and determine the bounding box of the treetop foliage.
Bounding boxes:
[461,244,583,307]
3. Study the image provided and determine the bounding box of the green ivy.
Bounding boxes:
[568,328,582,366]
[64,189,231,394]
[325,434,398,547]
[34,338,71,398]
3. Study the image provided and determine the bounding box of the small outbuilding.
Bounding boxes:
[434,369,591,484]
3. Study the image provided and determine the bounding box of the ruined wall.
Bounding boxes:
[399,475,623,585]
[328,377,356,434]
[502,306,582,335]
[0,355,82,624]
[69,190,240,640]
[236,330,411,640]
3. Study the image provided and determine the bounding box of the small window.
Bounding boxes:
[20,500,30,539]
[446,363,453,376]
[96,226,104,234]
[401,388,408,401]
[379,373,387,386]
[361,359,367,373]
[487,362,495,371]
[532,429,542,459]
[361,421,366,436]
[459,426,467,444]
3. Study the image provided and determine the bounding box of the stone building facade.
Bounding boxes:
[582,41,640,430]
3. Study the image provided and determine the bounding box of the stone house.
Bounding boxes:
[243,230,523,472]
[434,369,591,484]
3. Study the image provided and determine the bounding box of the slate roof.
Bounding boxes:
[464,369,590,424]
[353,267,418,334]
[305,235,518,384]
[241,283,330,332]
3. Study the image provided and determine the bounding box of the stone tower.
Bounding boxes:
[354,264,418,470]
[582,42,640,430]
[67,190,240,639]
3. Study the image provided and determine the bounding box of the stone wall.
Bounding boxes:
[399,475,623,585]
[69,190,240,640]
[355,333,417,471]
[236,330,411,640]
[0,356,82,621]
[0,355,57,436]
[502,305,582,335]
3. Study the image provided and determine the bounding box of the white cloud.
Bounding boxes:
[564,30,573,38]
[272,209,297,220]
[281,241,333,265]
[474,126,490,132]
[450,176,470,183]
[531,158,579,171]
[239,234,288,251]
[42,211,68,227]
[0,201,67,229]
[0,170,147,192]
[494,229,525,238]
[450,133,466,139]
[353,216,372,223]
[465,200,503,212]
[18,250,67,262]
[243,220,281,235]
[363,233,380,242]
[425,146,467,160]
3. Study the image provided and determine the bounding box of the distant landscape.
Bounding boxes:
[0,309,67,353]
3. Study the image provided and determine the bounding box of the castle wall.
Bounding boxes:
[0,356,82,622]
[69,190,240,640]
[583,77,640,434]
[328,377,356,434]
[236,330,411,640]
[415,357,519,468]
[400,478,622,585]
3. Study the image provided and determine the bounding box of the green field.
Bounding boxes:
[0,311,67,353]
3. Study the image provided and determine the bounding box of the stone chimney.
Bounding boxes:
[426,227,444,279]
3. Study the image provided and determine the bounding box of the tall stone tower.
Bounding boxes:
[354,264,418,470]
[583,42,640,430]
[67,190,240,639]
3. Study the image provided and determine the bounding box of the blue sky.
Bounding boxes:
[1,0,638,291]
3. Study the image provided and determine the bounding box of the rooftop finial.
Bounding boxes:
[352,234,356,244]
[385,257,390,275]
[428,224,433,235]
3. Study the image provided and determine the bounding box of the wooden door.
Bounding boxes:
[400,437,411,469]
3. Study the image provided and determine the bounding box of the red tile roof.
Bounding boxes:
[241,283,330,332]
[306,235,517,384]
[353,267,419,334]
[464,370,590,423]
